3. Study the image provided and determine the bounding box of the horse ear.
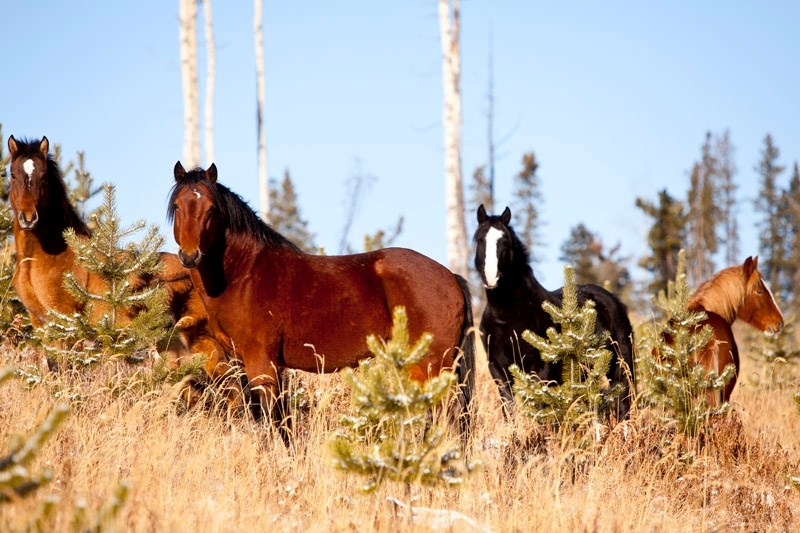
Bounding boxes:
[7,135,17,157]
[39,136,49,157]
[477,204,488,223]
[743,256,758,277]
[500,206,512,225]
[206,163,218,184]
[174,161,186,182]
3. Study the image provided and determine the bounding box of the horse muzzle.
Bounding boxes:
[766,321,784,336]
[178,249,202,269]
[17,209,39,230]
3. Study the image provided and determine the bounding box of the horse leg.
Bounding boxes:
[197,336,247,417]
[244,351,292,446]
[486,338,515,419]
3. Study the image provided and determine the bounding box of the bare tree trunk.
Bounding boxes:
[438,0,468,278]
[178,0,200,168]
[202,0,216,165]
[254,0,269,221]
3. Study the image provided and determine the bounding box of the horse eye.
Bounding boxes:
[173,203,180,211]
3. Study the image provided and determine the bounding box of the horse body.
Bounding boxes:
[169,162,475,429]
[686,256,783,406]
[7,137,234,403]
[474,205,635,419]
[7,136,97,327]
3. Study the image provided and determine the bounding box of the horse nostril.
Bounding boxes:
[178,249,201,268]
[18,210,39,230]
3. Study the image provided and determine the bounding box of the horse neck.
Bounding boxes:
[13,219,71,259]
[688,267,744,324]
[486,260,550,309]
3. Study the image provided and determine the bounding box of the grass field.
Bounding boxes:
[2,332,799,532]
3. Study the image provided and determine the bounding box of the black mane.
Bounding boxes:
[11,138,90,236]
[167,168,300,251]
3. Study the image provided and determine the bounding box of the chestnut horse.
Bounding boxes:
[168,162,476,435]
[688,256,783,406]
[6,136,239,405]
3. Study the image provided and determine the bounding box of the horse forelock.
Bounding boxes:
[688,265,748,323]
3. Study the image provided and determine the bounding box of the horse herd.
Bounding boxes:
[5,135,786,440]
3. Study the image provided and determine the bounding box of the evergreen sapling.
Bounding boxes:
[330,306,474,492]
[37,184,169,365]
[645,250,733,436]
[510,266,622,434]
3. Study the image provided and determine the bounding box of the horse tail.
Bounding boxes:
[612,304,636,420]
[454,274,476,441]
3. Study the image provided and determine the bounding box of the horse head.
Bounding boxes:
[739,256,784,335]
[169,161,223,269]
[7,136,50,230]
[474,204,516,289]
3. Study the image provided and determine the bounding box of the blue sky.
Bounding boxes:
[3,2,799,288]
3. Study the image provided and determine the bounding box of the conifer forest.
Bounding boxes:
[3,3,800,532]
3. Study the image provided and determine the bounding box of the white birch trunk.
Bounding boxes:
[254,0,269,221]
[178,0,200,168]
[202,0,216,165]
[438,0,468,278]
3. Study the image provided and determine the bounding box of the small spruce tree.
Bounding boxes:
[643,250,733,436]
[36,184,169,365]
[330,306,473,492]
[66,150,103,224]
[510,266,622,435]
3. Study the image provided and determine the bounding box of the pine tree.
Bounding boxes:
[779,162,800,306]
[643,250,733,437]
[330,306,473,492]
[512,152,544,262]
[267,170,316,252]
[560,224,597,284]
[36,184,169,365]
[685,133,719,285]
[510,266,623,436]
[66,151,102,223]
[363,217,403,252]
[560,224,631,298]
[716,130,739,266]
[636,189,687,295]
[754,134,786,292]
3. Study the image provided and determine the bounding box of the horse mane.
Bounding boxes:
[688,264,746,323]
[167,168,300,252]
[12,138,90,236]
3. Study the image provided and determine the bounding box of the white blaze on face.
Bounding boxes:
[23,159,35,178]
[483,226,504,288]
[763,279,783,321]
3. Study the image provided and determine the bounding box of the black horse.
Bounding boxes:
[474,205,635,420]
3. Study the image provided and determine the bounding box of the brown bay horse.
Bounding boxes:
[168,162,476,435]
[6,136,240,407]
[688,256,784,406]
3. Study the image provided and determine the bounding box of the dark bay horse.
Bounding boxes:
[687,256,783,406]
[6,136,236,402]
[473,205,635,420]
[168,162,476,434]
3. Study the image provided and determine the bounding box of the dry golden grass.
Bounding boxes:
[2,338,800,532]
